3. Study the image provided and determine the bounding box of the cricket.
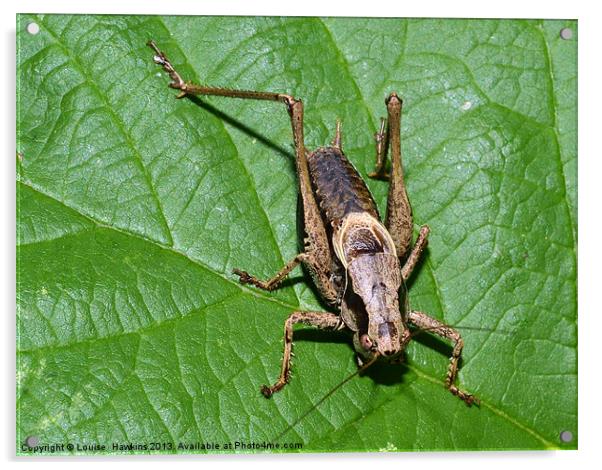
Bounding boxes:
[148,40,477,407]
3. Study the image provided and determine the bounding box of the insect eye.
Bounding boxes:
[360,334,373,350]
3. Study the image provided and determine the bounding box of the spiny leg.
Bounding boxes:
[407,310,478,406]
[233,253,308,291]
[261,311,341,397]
[400,225,430,282]
[371,93,414,258]
[148,40,340,305]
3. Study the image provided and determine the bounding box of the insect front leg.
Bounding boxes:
[261,311,341,397]
[406,310,478,406]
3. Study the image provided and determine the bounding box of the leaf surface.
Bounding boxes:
[17,15,577,453]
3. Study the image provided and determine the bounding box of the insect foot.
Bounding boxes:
[449,385,479,407]
[232,269,260,288]
[260,385,277,398]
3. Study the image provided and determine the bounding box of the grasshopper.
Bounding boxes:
[148,41,476,406]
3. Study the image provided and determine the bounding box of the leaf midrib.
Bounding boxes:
[17,178,560,449]
[16,178,301,318]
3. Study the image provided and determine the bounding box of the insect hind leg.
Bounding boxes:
[366,93,415,259]
[149,40,340,305]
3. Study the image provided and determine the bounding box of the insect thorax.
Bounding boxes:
[333,212,397,268]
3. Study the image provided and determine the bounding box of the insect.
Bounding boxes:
[148,40,477,406]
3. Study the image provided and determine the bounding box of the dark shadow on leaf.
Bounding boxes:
[185,95,296,172]
[362,360,408,387]
[294,327,408,387]
[293,327,350,345]
[410,328,458,365]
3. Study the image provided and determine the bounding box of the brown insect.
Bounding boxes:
[148,40,477,406]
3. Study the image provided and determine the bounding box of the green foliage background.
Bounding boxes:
[17,15,577,453]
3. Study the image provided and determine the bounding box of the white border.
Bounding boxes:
[3,1,598,469]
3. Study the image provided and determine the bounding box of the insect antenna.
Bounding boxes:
[273,352,380,442]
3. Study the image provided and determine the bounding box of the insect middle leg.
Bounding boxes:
[233,253,309,291]
[261,311,341,397]
[400,225,430,282]
[407,310,477,406]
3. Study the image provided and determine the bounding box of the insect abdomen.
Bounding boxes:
[307,147,379,229]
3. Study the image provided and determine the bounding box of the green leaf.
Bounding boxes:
[17,15,577,454]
